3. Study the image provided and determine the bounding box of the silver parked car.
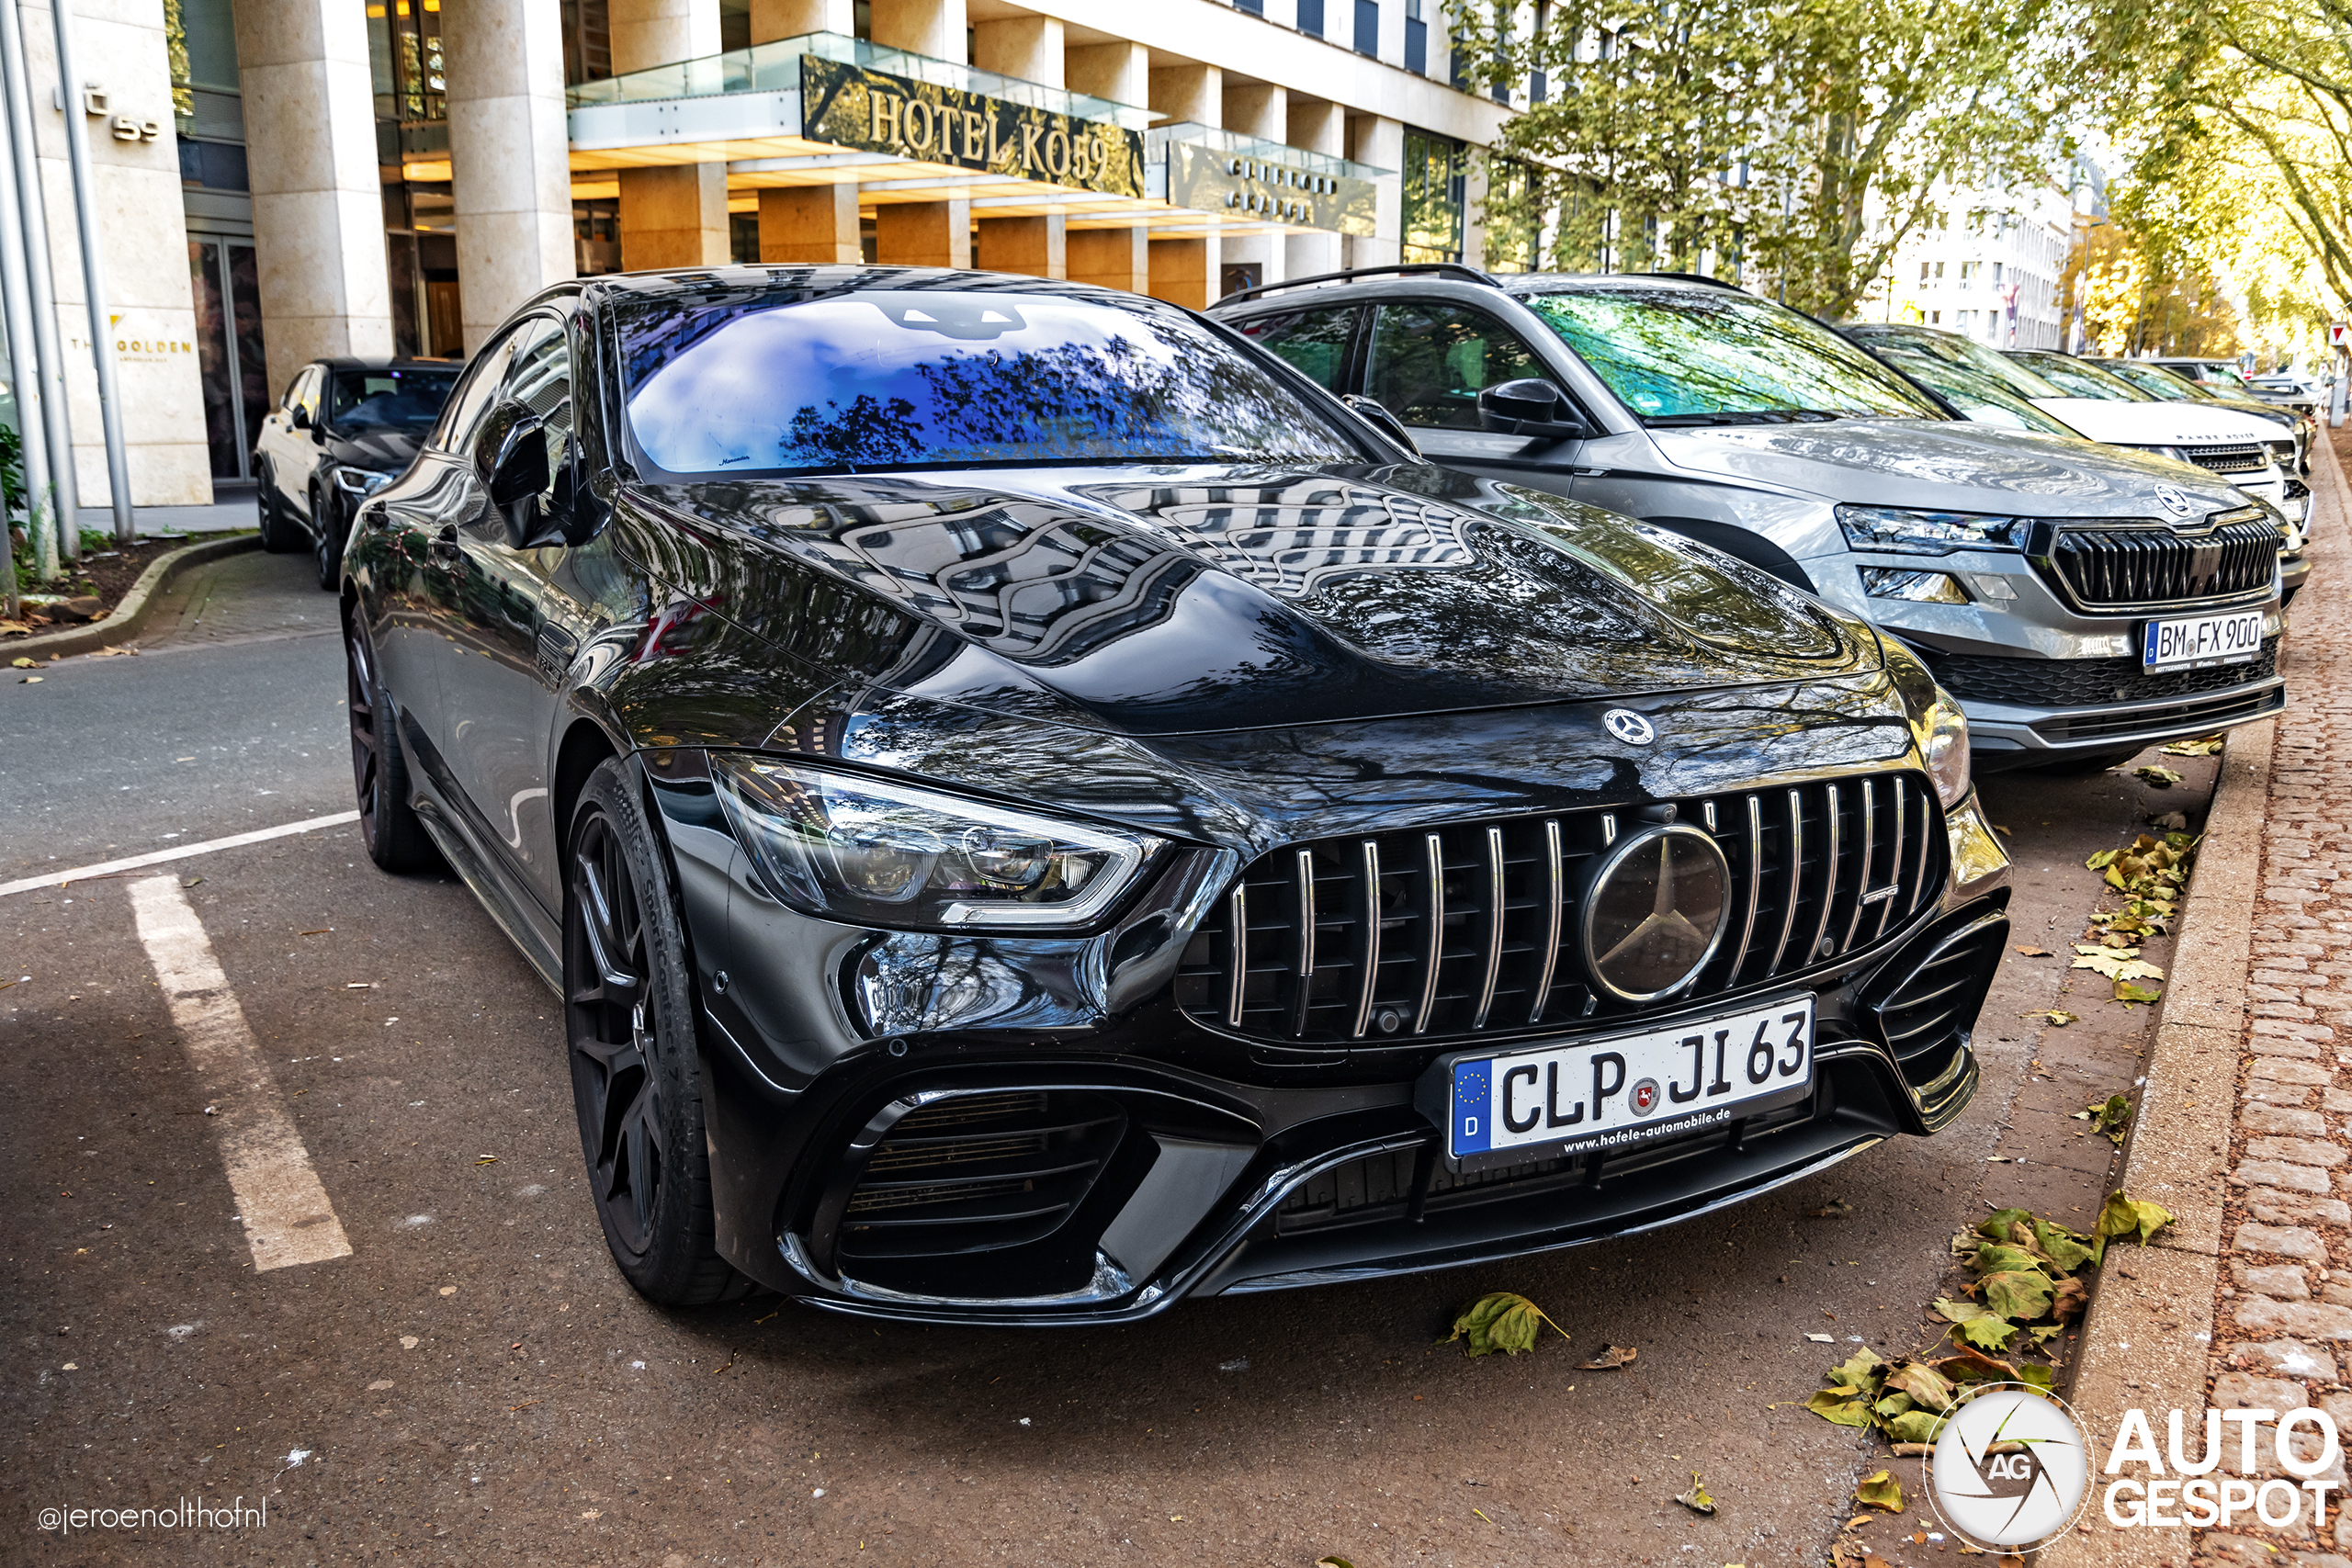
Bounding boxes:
[1212,267,2285,773]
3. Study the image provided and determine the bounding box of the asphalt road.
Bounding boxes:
[1,549,2215,1566]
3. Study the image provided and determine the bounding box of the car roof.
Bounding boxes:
[313,356,464,370]
[1214,266,1747,312]
[582,264,1146,308]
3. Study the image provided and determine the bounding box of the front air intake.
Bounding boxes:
[837,1090,1125,1265]
[1867,908,2008,1087]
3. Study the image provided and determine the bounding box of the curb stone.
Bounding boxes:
[5,530,262,661]
[2038,427,2346,1565]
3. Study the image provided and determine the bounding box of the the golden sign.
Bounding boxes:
[801,56,1145,200]
[1167,141,1377,235]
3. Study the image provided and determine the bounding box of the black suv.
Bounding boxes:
[254,357,460,588]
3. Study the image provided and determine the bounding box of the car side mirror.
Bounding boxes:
[474,400,559,548]
[288,404,311,432]
[1477,378,1590,444]
[1340,395,1423,459]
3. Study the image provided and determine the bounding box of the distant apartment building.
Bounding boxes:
[1869,164,2096,351]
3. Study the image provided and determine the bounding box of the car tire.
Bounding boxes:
[345,614,439,873]
[2030,746,2143,777]
[257,475,301,554]
[565,757,753,1308]
[311,487,344,591]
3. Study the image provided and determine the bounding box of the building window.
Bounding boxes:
[1406,0,1426,73]
[1958,260,1979,289]
[1236,0,1263,13]
[560,0,609,86]
[1485,157,1538,272]
[1298,0,1324,33]
[1402,128,1464,263]
[1355,0,1378,57]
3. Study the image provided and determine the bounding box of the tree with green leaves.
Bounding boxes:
[1446,0,2066,318]
[2087,0,2352,317]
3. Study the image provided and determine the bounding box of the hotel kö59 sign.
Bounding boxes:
[801,56,1146,200]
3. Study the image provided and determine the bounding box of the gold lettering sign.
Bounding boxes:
[1166,141,1378,237]
[802,56,1145,200]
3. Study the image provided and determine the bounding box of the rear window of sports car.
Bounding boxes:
[616,290,1367,477]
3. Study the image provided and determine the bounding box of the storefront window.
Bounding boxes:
[1484,157,1539,273]
[1402,130,1464,264]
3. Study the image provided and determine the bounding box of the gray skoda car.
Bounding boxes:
[1212,268,2285,773]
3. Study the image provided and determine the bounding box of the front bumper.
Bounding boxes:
[659,760,2013,1325]
[1804,545,2287,765]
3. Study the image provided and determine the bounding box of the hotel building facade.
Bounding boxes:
[6,0,1518,508]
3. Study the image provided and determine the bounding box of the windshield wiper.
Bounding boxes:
[1643,408,1845,428]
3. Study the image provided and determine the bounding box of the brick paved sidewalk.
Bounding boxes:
[2193,431,2352,1566]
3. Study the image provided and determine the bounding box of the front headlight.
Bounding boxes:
[1836,505,2021,556]
[331,467,393,497]
[1920,693,1971,808]
[711,753,1163,931]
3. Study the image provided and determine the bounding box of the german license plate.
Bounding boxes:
[1436,997,1815,1161]
[2143,610,2263,671]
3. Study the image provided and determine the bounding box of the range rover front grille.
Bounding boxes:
[2039,513,2278,608]
[1173,773,1946,1047]
[2181,444,2269,476]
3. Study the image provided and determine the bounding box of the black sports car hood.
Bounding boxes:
[325,426,424,473]
[621,462,1881,738]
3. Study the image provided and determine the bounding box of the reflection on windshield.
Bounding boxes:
[331,370,458,431]
[2098,363,2199,402]
[1523,288,1944,423]
[622,291,1363,477]
[1860,345,2085,437]
[2007,352,2146,402]
[1845,326,2070,403]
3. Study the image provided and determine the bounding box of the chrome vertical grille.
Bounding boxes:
[1175,772,1947,1047]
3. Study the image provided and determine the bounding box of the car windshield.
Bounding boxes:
[1520,285,1943,423]
[1845,326,2072,404]
[330,368,459,431]
[2007,352,2147,401]
[1862,345,2084,437]
[616,288,1367,477]
[2099,362,2200,402]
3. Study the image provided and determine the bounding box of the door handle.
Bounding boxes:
[430,525,460,560]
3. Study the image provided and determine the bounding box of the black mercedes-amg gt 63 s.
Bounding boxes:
[338,265,2010,1323]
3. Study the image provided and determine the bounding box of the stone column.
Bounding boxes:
[1349,114,1404,269]
[874,201,969,268]
[870,0,966,60]
[1286,96,1345,280]
[1066,39,1147,293]
[973,14,1063,278]
[759,186,861,263]
[1460,152,1490,270]
[611,0,728,269]
[750,0,857,263]
[231,0,392,401]
[747,0,851,42]
[1148,62,1219,309]
[444,0,575,350]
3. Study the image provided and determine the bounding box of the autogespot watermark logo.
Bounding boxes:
[1920,1389,2348,1545]
[1924,1384,2092,1551]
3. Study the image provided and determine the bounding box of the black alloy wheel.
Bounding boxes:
[345,614,436,872]
[311,486,344,591]
[565,758,749,1306]
[256,472,300,553]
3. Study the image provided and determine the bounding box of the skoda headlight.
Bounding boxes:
[711,754,1162,931]
[1919,692,1972,808]
[331,467,394,497]
[1836,505,2021,556]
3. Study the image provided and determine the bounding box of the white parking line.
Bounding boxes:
[0,810,360,898]
[128,874,354,1273]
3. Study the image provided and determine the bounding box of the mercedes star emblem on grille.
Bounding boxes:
[1579,824,1732,1002]
[1603,709,1656,745]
